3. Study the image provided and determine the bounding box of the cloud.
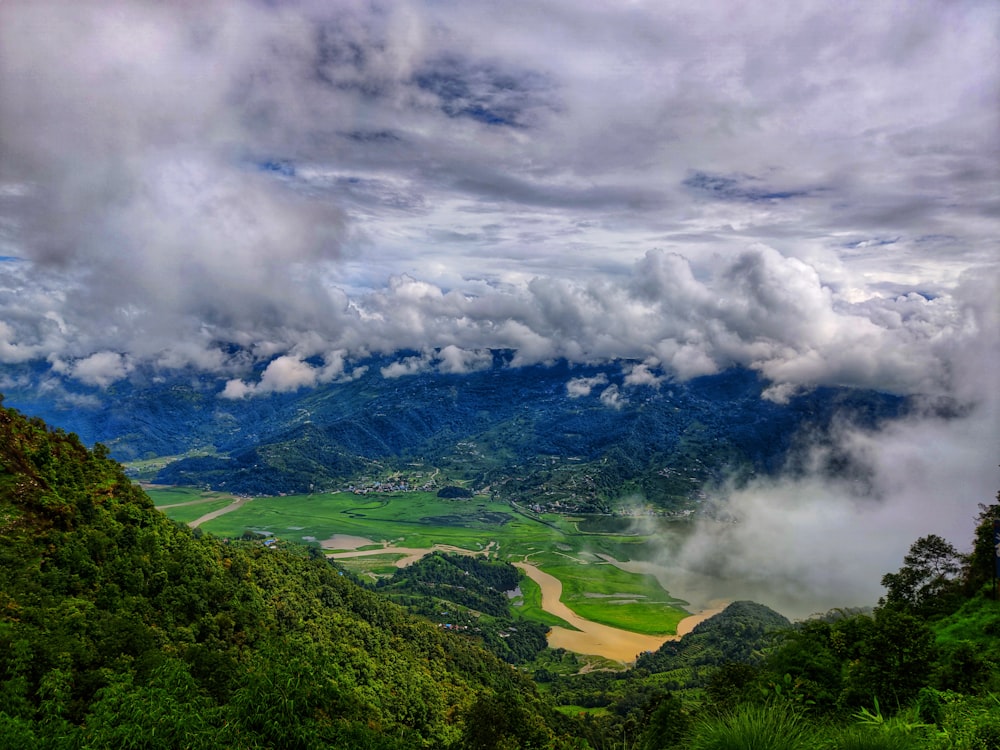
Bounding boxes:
[0,0,994,392]
[380,352,435,379]
[599,384,625,409]
[376,346,493,381]
[667,390,1000,619]
[63,351,134,388]
[567,374,608,398]
[437,345,493,374]
[222,350,360,398]
[623,361,666,389]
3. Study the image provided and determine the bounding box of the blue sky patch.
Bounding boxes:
[683,171,813,202]
[413,56,548,127]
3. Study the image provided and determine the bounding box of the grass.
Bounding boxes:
[826,726,923,750]
[932,595,1000,646]
[162,499,237,525]
[538,557,689,635]
[150,486,696,638]
[687,705,818,750]
[148,487,241,524]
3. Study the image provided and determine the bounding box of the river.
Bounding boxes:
[514,561,726,663]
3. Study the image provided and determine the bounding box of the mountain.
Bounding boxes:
[0,397,574,748]
[0,356,907,506]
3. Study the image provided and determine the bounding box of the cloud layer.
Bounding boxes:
[1,0,995,396]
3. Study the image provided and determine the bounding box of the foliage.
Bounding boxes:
[635,692,691,750]
[377,552,549,664]
[4,393,1000,750]
[827,725,924,750]
[685,704,818,750]
[963,496,1000,596]
[635,601,790,675]
[880,535,963,617]
[0,400,569,747]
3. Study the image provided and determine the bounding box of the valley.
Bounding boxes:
[148,484,706,661]
[4,393,999,749]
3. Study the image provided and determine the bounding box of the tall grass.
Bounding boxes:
[686,704,817,750]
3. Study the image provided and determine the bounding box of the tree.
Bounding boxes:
[458,690,553,750]
[880,534,962,616]
[636,692,690,750]
[841,607,935,710]
[963,495,1000,595]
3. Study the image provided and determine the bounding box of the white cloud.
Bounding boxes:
[599,384,625,409]
[70,351,133,388]
[669,390,1000,618]
[623,361,665,388]
[220,378,254,400]
[221,350,361,398]
[257,356,319,393]
[380,352,434,379]
[566,374,608,398]
[0,0,994,392]
[437,345,493,374]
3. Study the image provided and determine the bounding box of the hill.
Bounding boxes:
[0,397,574,749]
[635,600,791,674]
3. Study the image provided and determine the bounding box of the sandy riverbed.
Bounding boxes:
[514,562,726,662]
[324,541,725,660]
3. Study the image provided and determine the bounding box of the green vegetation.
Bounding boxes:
[4,396,999,749]
[377,552,550,664]
[148,485,694,636]
[685,704,816,750]
[538,559,688,635]
[0,399,580,748]
[517,573,577,630]
[536,499,1000,748]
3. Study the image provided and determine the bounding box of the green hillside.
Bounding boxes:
[0,398,575,749]
[3,395,999,749]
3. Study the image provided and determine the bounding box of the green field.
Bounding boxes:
[149,486,239,524]
[147,487,692,636]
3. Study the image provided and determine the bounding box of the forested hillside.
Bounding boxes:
[0,398,575,749]
[1,359,906,508]
[376,551,550,665]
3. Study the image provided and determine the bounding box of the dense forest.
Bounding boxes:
[0,398,577,749]
[1,397,998,749]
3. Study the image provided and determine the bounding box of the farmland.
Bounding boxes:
[148,486,695,642]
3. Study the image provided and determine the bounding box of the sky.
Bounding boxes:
[1,0,998,608]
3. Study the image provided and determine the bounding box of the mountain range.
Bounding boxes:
[1,355,907,507]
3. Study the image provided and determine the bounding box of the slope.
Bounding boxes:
[0,396,572,749]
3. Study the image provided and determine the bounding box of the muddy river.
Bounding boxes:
[514,562,726,663]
